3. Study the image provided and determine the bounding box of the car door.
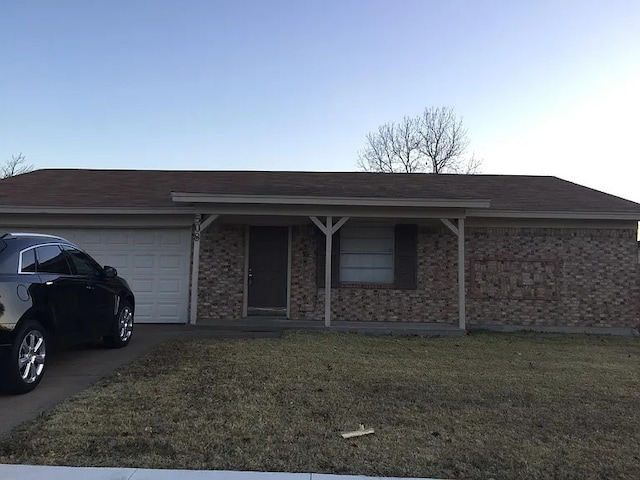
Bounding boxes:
[34,244,84,345]
[62,245,117,339]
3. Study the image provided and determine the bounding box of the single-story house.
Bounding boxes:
[1,169,639,334]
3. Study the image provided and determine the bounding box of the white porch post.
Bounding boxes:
[324,216,333,327]
[440,217,466,330]
[457,218,465,330]
[189,214,218,325]
[310,216,350,327]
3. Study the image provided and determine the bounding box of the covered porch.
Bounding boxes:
[172,191,491,331]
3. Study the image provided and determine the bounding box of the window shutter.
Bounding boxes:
[394,224,417,289]
[316,229,325,286]
[316,228,340,288]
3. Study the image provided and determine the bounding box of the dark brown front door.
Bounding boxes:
[248,226,288,315]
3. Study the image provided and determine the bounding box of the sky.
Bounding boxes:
[1,0,639,203]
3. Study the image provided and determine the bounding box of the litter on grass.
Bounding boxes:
[341,424,375,439]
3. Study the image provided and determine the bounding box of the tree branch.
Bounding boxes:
[1,153,34,179]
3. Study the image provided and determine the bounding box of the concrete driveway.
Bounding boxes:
[0,324,279,438]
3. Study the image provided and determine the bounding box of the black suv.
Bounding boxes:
[0,233,135,394]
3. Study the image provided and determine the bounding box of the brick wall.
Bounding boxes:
[291,225,458,323]
[466,227,640,328]
[197,224,245,320]
[289,226,317,319]
[197,223,640,328]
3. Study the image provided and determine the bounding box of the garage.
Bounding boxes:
[42,228,192,324]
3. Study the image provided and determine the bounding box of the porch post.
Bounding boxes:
[324,216,333,327]
[189,214,218,325]
[309,216,350,328]
[440,217,466,331]
[457,218,466,330]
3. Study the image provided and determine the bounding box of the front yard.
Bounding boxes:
[0,331,639,479]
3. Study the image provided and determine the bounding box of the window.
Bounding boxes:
[339,226,394,284]
[20,248,37,273]
[63,246,102,276]
[36,245,72,275]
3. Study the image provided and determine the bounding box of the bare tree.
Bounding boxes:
[417,107,469,173]
[1,153,34,179]
[463,153,482,174]
[357,116,422,173]
[358,106,481,174]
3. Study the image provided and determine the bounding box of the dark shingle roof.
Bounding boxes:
[0,169,639,215]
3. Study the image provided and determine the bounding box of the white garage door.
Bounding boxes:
[44,229,192,324]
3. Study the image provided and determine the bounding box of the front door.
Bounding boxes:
[247,226,288,316]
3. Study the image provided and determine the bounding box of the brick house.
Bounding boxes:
[1,170,639,333]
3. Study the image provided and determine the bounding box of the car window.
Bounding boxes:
[36,245,72,275]
[20,248,37,273]
[63,246,102,276]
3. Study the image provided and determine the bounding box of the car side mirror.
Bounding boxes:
[103,266,118,278]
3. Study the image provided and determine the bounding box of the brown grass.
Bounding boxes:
[1,331,639,479]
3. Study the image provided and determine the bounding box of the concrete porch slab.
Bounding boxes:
[194,318,465,337]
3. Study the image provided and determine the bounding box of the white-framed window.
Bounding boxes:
[340,226,394,284]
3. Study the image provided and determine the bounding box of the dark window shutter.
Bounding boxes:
[394,224,417,289]
[316,228,340,288]
[316,229,324,286]
[331,231,340,287]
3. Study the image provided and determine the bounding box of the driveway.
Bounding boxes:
[0,324,280,438]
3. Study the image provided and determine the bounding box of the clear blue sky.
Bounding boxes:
[2,0,639,202]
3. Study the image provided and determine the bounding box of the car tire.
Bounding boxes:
[103,300,134,349]
[1,320,48,394]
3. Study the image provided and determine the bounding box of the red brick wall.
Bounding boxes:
[197,224,245,321]
[290,225,458,323]
[466,227,640,328]
[197,223,640,329]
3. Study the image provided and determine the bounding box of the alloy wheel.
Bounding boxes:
[18,330,46,384]
[119,306,133,342]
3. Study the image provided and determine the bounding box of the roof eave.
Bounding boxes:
[0,205,637,222]
[467,209,640,221]
[0,206,195,215]
[170,192,492,209]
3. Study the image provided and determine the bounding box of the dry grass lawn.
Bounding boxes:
[1,331,639,479]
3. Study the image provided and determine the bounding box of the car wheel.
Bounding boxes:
[103,301,134,348]
[1,320,48,394]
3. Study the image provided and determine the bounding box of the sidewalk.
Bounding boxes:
[0,465,445,480]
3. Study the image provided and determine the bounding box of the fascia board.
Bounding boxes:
[467,209,640,221]
[170,192,491,209]
[194,204,468,218]
[0,206,195,215]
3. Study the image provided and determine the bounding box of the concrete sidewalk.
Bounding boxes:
[0,464,445,480]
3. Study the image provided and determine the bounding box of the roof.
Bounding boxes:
[1,169,639,218]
